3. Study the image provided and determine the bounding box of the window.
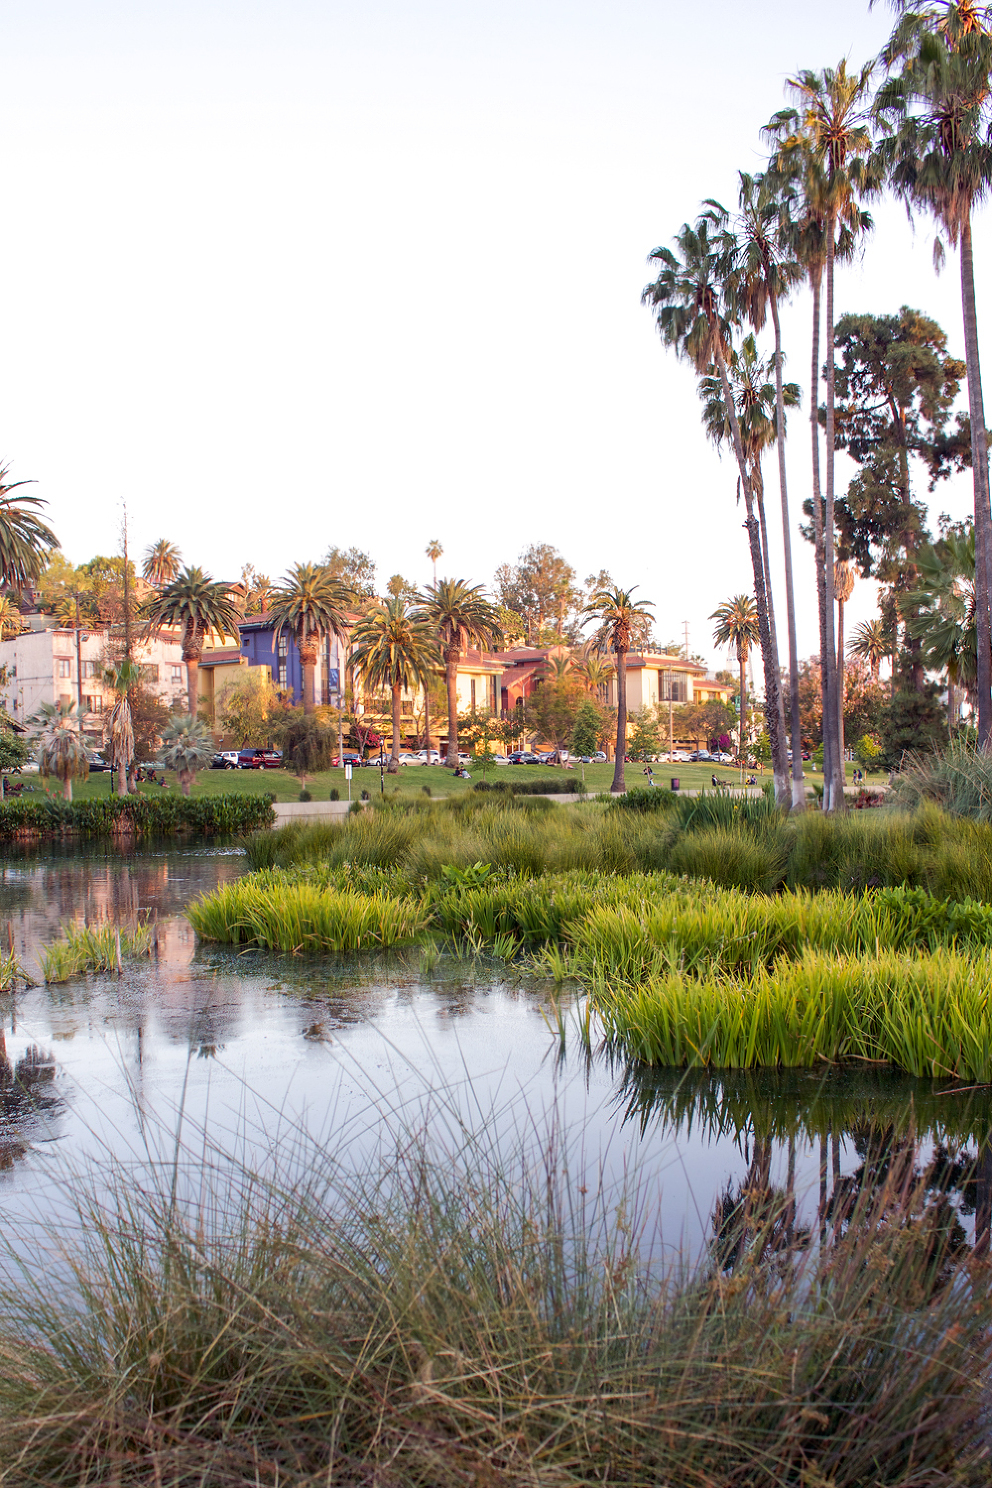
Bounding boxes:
[142,664,160,684]
[659,671,687,703]
[83,694,103,714]
[170,664,184,683]
[82,660,101,679]
[470,678,477,709]
[58,659,71,679]
[277,633,289,687]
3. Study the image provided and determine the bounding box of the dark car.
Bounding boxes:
[210,751,240,770]
[507,751,542,765]
[237,748,283,770]
[86,753,112,772]
[331,752,364,768]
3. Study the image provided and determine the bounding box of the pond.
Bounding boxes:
[1,839,990,1261]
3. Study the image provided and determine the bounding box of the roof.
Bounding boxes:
[197,650,244,668]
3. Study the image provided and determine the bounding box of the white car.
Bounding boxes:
[670,751,691,763]
[396,753,424,766]
[415,750,441,764]
[711,751,734,764]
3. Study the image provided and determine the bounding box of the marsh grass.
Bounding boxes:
[39,922,154,984]
[187,878,426,953]
[0,1105,988,1487]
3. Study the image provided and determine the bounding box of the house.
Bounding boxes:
[0,625,187,745]
[499,647,710,716]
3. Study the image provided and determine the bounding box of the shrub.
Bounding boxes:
[299,789,312,802]
[0,793,275,839]
[329,787,339,801]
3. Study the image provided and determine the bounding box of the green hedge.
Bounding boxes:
[473,776,584,796]
[0,792,276,839]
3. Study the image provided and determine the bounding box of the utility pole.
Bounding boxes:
[666,667,674,760]
[682,621,690,661]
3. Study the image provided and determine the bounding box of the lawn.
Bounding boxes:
[32,756,876,805]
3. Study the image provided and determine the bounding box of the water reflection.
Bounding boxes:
[0,1034,61,1172]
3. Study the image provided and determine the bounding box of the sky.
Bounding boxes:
[0,0,986,671]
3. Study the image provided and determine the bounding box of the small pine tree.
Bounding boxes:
[570,699,603,758]
[879,680,946,772]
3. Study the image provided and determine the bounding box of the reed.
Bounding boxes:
[39,923,153,984]
[187,878,426,953]
[0,1107,987,1486]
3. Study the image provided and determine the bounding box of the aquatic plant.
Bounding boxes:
[39,923,154,984]
[187,879,426,953]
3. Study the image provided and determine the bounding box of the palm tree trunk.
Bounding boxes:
[824,224,843,811]
[739,652,747,767]
[185,656,199,716]
[63,776,72,803]
[837,598,846,764]
[423,684,431,760]
[769,288,805,811]
[809,267,833,806]
[960,215,992,748]
[388,682,401,773]
[612,650,627,793]
[712,340,788,806]
[445,647,460,766]
[755,474,790,794]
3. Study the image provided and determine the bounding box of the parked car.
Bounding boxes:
[331,752,364,768]
[670,751,691,763]
[489,753,509,765]
[237,748,283,770]
[688,750,712,762]
[711,751,734,764]
[86,753,112,772]
[507,751,543,765]
[415,749,441,764]
[210,751,240,770]
[396,753,423,766]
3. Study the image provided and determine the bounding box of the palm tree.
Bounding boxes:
[583,586,654,794]
[268,563,352,716]
[142,566,244,716]
[576,651,613,700]
[104,658,142,797]
[834,559,856,759]
[160,715,216,796]
[711,596,760,769]
[698,332,800,785]
[765,68,877,810]
[874,8,992,743]
[544,652,574,682]
[642,209,790,805]
[418,579,503,766]
[425,539,443,589]
[0,465,59,588]
[0,595,22,641]
[907,528,979,719]
[29,699,88,802]
[350,600,439,773]
[729,170,807,808]
[848,617,890,681]
[142,540,182,588]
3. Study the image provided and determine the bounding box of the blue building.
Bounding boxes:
[238,615,342,705]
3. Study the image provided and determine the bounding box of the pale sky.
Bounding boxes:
[0,0,984,670]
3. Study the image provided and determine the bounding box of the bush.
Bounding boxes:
[329,788,339,801]
[299,789,312,802]
[0,792,275,839]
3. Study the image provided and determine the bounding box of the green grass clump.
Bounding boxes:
[0,1113,987,1486]
[39,923,154,984]
[0,792,275,841]
[188,877,426,952]
[596,945,992,1080]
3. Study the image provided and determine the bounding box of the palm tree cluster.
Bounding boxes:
[645,3,992,808]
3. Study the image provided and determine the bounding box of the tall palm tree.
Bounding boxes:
[104,658,142,797]
[266,563,352,716]
[350,600,439,773]
[642,209,790,805]
[142,566,244,715]
[874,7,992,743]
[142,540,182,588]
[698,332,800,782]
[766,62,879,810]
[0,465,59,588]
[418,579,503,766]
[729,171,807,808]
[583,586,654,794]
[848,616,890,681]
[834,559,856,759]
[425,539,443,589]
[29,699,88,802]
[711,595,760,769]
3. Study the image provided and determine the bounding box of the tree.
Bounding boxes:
[643,208,789,804]
[217,670,278,746]
[267,563,351,716]
[142,566,243,715]
[627,706,664,761]
[385,574,418,602]
[30,700,88,802]
[768,61,879,810]
[835,559,856,759]
[159,715,215,796]
[907,525,980,718]
[879,675,947,769]
[0,596,21,641]
[322,545,376,598]
[828,306,967,690]
[104,658,141,796]
[128,684,170,773]
[494,544,582,645]
[349,599,438,772]
[849,616,893,682]
[582,585,654,793]
[875,7,992,742]
[0,465,59,588]
[0,713,30,783]
[527,674,584,753]
[418,579,503,766]
[710,595,760,765]
[142,540,181,588]
[576,651,613,699]
[239,565,274,616]
[729,169,808,807]
[571,698,605,759]
[281,715,336,789]
[425,539,443,588]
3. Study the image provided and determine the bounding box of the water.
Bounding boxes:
[1,839,989,1260]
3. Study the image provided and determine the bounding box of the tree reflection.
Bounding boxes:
[0,1035,62,1172]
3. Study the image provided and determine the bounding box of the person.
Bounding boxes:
[711,773,719,789]
[642,764,655,786]
[746,775,756,786]
[455,766,471,779]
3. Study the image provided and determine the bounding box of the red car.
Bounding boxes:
[236,749,283,770]
[331,752,365,768]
